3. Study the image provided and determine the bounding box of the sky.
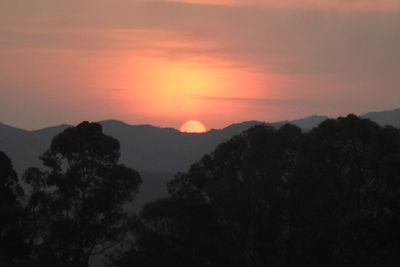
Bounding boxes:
[1,0,399,130]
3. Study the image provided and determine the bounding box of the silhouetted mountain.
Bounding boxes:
[208,121,262,135]
[99,119,262,174]
[0,124,70,176]
[273,115,329,130]
[0,122,28,141]
[362,108,400,127]
[1,109,399,177]
[0,108,399,233]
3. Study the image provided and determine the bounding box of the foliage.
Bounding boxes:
[23,122,142,267]
[0,151,31,266]
[109,115,400,267]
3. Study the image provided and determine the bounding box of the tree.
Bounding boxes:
[24,122,142,267]
[0,151,30,266]
[287,115,400,266]
[109,115,400,267]
[109,124,302,267]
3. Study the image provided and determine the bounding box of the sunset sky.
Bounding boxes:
[1,0,399,130]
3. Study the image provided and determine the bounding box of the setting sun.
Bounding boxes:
[180,120,207,133]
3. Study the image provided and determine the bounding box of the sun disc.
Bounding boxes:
[180,120,207,133]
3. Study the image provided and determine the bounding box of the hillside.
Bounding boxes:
[1,109,400,177]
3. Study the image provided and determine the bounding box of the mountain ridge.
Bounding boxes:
[2,108,400,223]
[0,122,29,141]
[0,108,399,177]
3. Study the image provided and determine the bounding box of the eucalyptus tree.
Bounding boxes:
[0,151,30,266]
[24,122,142,267]
[109,115,400,267]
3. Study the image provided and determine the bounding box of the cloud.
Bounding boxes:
[1,0,400,127]
[2,1,399,76]
[165,0,400,11]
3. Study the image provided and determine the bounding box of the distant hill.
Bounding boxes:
[0,122,28,141]
[99,120,266,175]
[272,115,329,130]
[1,109,399,177]
[361,109,400,127]
[0,108,399,225]
[0,124,70,176]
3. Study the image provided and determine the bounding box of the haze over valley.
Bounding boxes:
[1,108,400,208]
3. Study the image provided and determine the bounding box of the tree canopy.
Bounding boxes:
[0,151,30,266]
[109,115,400,267]
[2,116,400,267]
[24,122,142,267]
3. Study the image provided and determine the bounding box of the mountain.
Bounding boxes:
[1,109,400,177]
[0,124,70,176]
[99,120,263,174]
[272,115,329,130]
[1,108,399,211]
[361,109,400,127]
[0,122,28,141]
[0,120,268,213]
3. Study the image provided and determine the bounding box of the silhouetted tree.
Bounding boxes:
[287,115,400,266]
[109,115,400,267]
[24,122,142,267]
[0,151,31,266]
[109,124,302,267]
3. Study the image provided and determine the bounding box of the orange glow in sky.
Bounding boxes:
[97,50,275,130]
[138,60,225,116]
[1,0,399,130]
